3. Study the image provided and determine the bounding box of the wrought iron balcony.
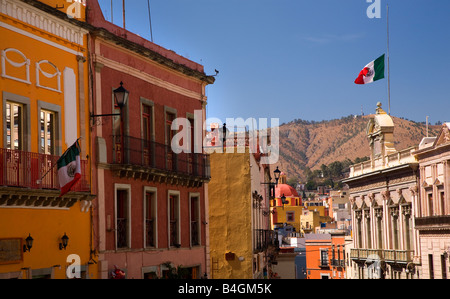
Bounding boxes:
[111,136,210,183]
[254,229,279,252]
[331,259,346,267]
[0,148,90,192]
[319,259,330,268]
[0,148,91,208]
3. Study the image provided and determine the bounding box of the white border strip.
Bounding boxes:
[0,20,84,57]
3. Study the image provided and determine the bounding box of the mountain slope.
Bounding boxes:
[276,115,440,181]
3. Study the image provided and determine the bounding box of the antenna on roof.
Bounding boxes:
[110,0,113,23]
[147,0,154,42]
[122,0,126,29]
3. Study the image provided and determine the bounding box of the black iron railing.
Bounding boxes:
[111,135,210,179]
[0,148,90,192]
[254,229,279,252]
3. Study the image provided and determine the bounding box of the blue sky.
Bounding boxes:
[98,0,450,125]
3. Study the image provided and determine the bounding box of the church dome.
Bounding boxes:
[275,184,299,198]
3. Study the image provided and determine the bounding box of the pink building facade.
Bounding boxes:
[87,0,215,279]
[413,124,450,279]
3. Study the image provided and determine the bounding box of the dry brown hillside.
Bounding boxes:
[276,115,440,182]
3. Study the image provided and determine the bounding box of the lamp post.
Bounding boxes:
[90,82,129,122]
[273,167,281,186]
[113,82,129,163]
[91,82,129,162]
[281,194,287,207]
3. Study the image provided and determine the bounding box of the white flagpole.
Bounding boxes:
[387,4,391,115]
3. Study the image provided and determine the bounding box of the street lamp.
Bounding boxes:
[59,233,69,250]
[90,81,129,124]
[273,167,281,186]
[23,234,34,253]
[113,81,129,109]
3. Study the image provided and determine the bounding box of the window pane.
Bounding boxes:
[6,102,23,150]
[40,110,56,155]
[146,192,155,247]
[117,190,128,248]
[6,103,11,149]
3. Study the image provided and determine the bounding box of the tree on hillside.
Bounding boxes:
[286,177,299,188]
[304,157,369,191]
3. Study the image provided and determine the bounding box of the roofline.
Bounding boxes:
[89,28,216,84]
[19,0,216,85]
[342,162,419,184]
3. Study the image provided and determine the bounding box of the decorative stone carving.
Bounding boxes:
[381,190,390,201]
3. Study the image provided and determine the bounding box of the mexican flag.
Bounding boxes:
[57,140,82,197]
[354,54,385,84]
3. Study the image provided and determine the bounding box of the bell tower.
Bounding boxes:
[366,102,396,168]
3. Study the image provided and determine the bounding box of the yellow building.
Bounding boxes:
[0,0,96,279]
[300,209,332,234]
[271,174,303,233]
[208,148,278,279]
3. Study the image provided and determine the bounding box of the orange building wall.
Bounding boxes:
[305,240,332,279]
[305,235,346,279]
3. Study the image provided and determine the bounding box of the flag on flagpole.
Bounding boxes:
[57,140,82,197]
[354,54,385,84]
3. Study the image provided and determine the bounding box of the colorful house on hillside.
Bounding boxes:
[86,0,215,279]
[0,0,96,279]
[271,173,303,233]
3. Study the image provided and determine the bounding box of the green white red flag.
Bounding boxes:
[354,54,385,84]
[57,140,81,197]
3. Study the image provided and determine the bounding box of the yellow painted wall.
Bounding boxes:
[301,210,321,233]
[0,202,96,279]
[306,205,326,216]
[208,152,253,279]
[0,1,95,278]
[39,0,86,21]
[272,205,303,232]
[0,5,89,153]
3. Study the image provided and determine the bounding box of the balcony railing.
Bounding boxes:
[112,135,210,180]
[0,148,90,192]
[191,221,199,246]
[349,147,417,177]
[331,259,345,267]
[117,218,128,249]
[319,259,329,268]
[145,218,155,247]
[350,248,413,264]
[254,229,279,252]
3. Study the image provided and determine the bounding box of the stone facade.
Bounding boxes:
[343,103,421,279]
[412,124,450,279]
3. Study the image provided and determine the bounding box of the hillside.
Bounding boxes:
[276,115,440,182]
